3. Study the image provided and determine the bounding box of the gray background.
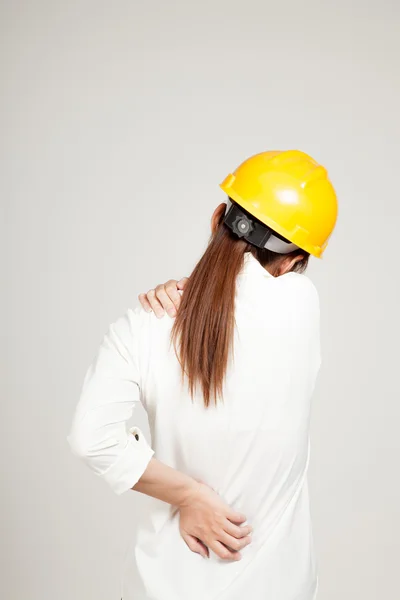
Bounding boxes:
[2,1,399,599]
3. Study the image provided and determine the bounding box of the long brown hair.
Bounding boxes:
[171,202,309,407]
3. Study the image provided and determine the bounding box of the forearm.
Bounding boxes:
[132,457,200,507]
[133,458,252,561]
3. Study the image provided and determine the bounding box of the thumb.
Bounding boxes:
[181,532,209,558]
[177,277,188,290]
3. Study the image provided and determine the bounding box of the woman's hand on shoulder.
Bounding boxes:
[138,277,189,318]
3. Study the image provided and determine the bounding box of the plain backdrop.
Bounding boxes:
[2,1,400,599]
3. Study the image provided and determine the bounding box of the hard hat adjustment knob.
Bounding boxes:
[232,214,254,238]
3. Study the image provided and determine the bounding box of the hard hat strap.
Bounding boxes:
[223,199,299,254]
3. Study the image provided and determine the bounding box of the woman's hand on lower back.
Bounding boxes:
[138,277,188,318]
[178,482,253,561]
[133,459,252,561]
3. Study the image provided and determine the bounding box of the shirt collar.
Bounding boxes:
[240,251,274,279]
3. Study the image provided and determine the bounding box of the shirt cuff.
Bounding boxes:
[100,427,155,495]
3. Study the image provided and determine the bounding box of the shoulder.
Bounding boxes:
[120,303,174,338]
[276,271,319,298]
[286,271,319,295]
[103,304,173,364]
[272,272,320,318]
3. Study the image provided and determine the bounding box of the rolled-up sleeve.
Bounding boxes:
[67,308,155,495]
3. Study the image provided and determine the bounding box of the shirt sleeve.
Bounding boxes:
[305,276,322,378]
[300,275,322,381]
[66,307,155,495]
[283,272,322,381]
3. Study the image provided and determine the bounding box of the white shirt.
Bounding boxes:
[67,251,322,600]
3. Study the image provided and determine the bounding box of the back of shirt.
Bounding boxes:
[68,252,321,600]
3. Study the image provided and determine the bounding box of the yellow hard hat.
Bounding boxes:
[219,150,338,258]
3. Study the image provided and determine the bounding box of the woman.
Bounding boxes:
[67,150,338,600]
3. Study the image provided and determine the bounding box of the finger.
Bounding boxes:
[177,277,189,290]
[227,511,247,524]
[209,540,242,561]
[155,285,177,317]
[147,289,165,318]
[138,293,153,313]
[181,533,209,558]
[164,280,183,311]
[224,520,253,539]
[218,530,252,553]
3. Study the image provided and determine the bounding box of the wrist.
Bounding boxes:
[177,478,202,508]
